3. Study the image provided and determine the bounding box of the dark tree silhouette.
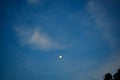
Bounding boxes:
[113,69,120,80]
[104,73,113,80]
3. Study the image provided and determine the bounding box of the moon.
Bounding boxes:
[59,55,62,59]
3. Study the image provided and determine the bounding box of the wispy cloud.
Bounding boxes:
[87,0,120,50]
[15,27,66,50]
[86,1,120,80]
[91,52,120,80]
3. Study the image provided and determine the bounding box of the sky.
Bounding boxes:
[0,0,120,80]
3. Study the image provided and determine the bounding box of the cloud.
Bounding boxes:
[91,52,120,80]
[86,0,120,50]
[15,27,66,50]
[86,1,120,80]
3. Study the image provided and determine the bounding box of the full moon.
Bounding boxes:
[59,55,62,59]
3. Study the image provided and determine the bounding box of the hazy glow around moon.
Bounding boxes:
[59,55,62,59]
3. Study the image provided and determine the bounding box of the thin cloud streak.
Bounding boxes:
[91,53,120,80]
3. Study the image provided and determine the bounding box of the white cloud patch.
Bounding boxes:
[15,27,66,50]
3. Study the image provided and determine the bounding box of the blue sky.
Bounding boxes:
[1,0,120,80]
